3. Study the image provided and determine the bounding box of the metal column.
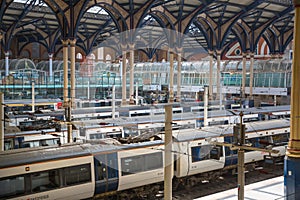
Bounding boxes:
[249,53,254,98]
[129,44,134,99]
[70,39,76,108]
[0,93,3,151]
[284,1,300,199]
[62,39,69,107]
[164,104,173,200]
[122,49,127,106]
[49,53,53,82]
[176,48,182,102]
[209,51,214,100]
[5,51,9,76]
[169,50,174,102]
[216,51,221,100]
[242,53,247,98]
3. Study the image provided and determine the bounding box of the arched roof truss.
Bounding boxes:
[0,0,296,59]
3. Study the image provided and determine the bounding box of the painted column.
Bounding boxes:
[31,81,35,112]
[209,50,214,100]
[169,50,174,102]
[70,39,76,108]
[49,53,53,82]
[62,39,69,107]
[284,1,300,199]
[216,51,221,100]
[176,48,182,102]
[5,51,9,76]
[129,44,135,99]
[0,93,3,151]
[121,48,127,106]
[242,53,247,98]
[204,85,208,127]
[249,53,254,98]
[164,104,173,200]
[0,33,2,60]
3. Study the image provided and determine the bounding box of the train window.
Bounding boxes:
[95,154,118,180]
[192,146,201,162]
[96,161,106,180]
[210,146,222,160]
[191,145,212,162]
[0,176,25,198]
[90,133,105,139]
[121,152,163,176]
[272,133,289,146]
[121,156,144,176]
[107,154,118,179]
[145,152,163,171]
[31,170,59,192]
[257,136,272,148]
[64,164,91,186]
[4,140,13,150]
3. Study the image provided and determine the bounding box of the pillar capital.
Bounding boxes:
[69,39,76,47]
[175,47,183,54]
[169,48,175,54]
[61,39,69,47]
[216,50,222,56]
[4,51,9,56]
[128,43,135,50]
[48,53,53,59]
[120,43,127,51]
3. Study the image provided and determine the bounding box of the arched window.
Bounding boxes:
[76,53,83,60]
[105,54,111,63]
[90,53,96,60]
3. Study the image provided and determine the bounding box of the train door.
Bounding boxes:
[94,152,119,194]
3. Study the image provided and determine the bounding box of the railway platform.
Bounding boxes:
[194,176,284,200]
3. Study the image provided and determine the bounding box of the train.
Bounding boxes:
[0,118,290,199]
[74,105,290,141]
[3,128,70,150]
[3,105,290,150]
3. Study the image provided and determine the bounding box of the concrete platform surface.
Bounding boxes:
[194,176,284,200]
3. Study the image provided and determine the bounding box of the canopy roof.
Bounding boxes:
[0,0,295,58]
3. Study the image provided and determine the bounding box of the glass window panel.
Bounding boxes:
[64,164,91,186]
[0,176,25,198]
[31,170,59,192]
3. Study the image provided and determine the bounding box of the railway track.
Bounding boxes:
[172,164,284,200]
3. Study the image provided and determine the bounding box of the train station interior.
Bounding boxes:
[0,0,300,200]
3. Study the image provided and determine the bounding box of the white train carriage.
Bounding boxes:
[4,129,68,150]
[77,125,124,141]
[171,118,290,179]
[172,129,226,178]
[117,141,164,191]
[0,144,95,200]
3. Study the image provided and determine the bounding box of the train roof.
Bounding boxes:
[4,128,57,138]
[0,140,163,169]
[0,143,92,169]
[4,98,62,105]
[72,110,234,128]
[230,105,290,115]
[172,118,290,142]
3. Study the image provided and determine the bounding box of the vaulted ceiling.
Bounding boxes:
[0,0,295,58]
